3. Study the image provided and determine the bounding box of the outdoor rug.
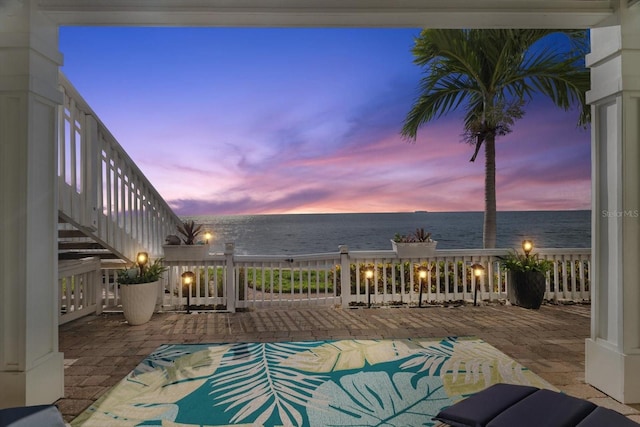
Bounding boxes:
[72,337,555,427]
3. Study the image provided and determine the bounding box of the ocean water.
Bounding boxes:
[182,211,591,255]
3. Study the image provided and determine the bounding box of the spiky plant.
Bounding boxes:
[117,258,167,284]
[393,228,433,243]
[413,228,432,242]
[177,220,202,245]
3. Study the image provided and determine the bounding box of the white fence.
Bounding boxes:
[59,257,102,324]
[60,246,591,321]
[164,246,590,310]
[345,248,590,306]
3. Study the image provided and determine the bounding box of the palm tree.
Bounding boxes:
[402,29,589,248]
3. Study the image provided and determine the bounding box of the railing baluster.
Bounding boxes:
[486,257,494,301]
[579,257,588,301]
[305,261,313,301]
[560,256,567,300]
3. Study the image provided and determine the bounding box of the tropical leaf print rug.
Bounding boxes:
[72,337,554,427]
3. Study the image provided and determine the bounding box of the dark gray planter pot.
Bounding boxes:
[508,270,546,309]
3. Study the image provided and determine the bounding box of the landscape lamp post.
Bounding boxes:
[204,231,212,244]
[471,263,485,306]
[136,251,148,276]
[418,267,428,308]
[522,240,533,258]
[366,268,374,308]
[181,271,195,314]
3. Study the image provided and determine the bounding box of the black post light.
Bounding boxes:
[522,240,533,257]
[136,252,148,276]
[181,271,195,314]
[471,263,485,306]
[204,231,213,244]
[365,268,374,308]
[418,266,428,308]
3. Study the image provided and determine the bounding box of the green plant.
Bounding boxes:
[393,228,433,243]
[499,251,553,274]
[177,220,203,245]
[243,268,335,294]
[393,233,410,243]
[413,228,432,242]
[118,258,167,284]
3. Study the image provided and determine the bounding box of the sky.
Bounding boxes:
[58,27,591,215]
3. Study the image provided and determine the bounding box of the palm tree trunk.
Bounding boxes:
[483,134,497,248]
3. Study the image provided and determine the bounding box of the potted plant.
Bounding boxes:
[163,220,211,261]
[499,243,553,309]
[391,228,438,258]
[117,255,167,325]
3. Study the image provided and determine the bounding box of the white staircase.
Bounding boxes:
[57,72,181,264]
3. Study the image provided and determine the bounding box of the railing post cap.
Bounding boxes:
[339,245,349,254]
[224,242,235,254]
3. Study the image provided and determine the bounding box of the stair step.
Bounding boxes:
[58,242,106,250]
[58,230,88,238]
[58,252,121,260]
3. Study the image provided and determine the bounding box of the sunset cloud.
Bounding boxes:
[60,27,591,215]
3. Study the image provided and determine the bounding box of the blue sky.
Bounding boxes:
[59,27,591,215]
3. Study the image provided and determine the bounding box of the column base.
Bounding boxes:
[0,352,64,408]
[586,338,640,404]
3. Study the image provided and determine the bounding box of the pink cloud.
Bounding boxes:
[59,28,591,216]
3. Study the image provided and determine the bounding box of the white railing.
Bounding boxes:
[91,246,591,315]
[234,253,342,309]
[57,73,181,260]
[344,248,591,307]
[58,257,102,324]
[163,257,230,311]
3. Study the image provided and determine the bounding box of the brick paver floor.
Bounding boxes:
[57,303,640,424]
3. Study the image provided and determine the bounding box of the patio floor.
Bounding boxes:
[57,303,640,424]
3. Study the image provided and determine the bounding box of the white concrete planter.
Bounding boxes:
[120,280,159,325]
[162,244,211,262]
[391,240,438,258]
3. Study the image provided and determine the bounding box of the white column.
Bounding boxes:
[339,245,351,309]
[224,243,236,312]
[586,1,640,404]
[0,1,64,406]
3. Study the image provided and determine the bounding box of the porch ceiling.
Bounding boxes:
[38,0,615,28]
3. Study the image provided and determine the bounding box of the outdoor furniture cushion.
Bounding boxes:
[486,389,596,427]
[575,406,640,427]
[434,383,640,427]
[433,383,539,427]
[0,404,65,427]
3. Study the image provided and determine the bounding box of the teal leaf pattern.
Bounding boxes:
[71,337,554,427]
[209,341,328,425]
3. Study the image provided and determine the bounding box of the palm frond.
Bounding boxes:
[400,337,457,376]
[403,28,590,140]
[209,341,327,425]
[402,73,480,140]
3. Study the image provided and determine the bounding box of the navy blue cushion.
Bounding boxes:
[434,383,539,427]
[575,406,640,427]
[0,405,65,427]
[486,389,597,427]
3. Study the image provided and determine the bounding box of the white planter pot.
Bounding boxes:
[391,240,438,258]
[120,280,159,325]
[162,244,211,261]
